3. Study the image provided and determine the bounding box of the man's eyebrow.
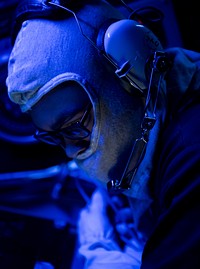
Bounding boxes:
[51,109,80,130]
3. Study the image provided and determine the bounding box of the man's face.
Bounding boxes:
[30,81,144,187]
[30,81,93,154]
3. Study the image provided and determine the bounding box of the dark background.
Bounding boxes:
[0,0,199,268]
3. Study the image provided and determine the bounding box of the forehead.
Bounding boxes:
[29,81,90,130]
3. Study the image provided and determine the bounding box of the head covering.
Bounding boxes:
[6,0,125,112]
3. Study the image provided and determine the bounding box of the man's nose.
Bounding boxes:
[64,139,90,159]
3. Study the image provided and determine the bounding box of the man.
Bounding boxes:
[6,0,200,268]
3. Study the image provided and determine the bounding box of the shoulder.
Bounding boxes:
[142,101,200,269]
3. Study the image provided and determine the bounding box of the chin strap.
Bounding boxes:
[107,51,171,194]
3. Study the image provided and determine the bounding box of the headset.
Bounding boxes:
[11,0,171,193]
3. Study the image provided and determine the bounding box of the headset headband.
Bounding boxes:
[12,0,164,45]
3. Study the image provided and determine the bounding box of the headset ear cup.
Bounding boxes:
[97,19,163,92]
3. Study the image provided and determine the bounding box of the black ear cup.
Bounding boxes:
[96,18,119,51]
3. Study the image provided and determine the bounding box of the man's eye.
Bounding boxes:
[61,117,81,129]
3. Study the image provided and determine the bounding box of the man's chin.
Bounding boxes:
[75,158,110,187]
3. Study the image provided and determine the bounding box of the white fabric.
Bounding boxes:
[78,189,144,269]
